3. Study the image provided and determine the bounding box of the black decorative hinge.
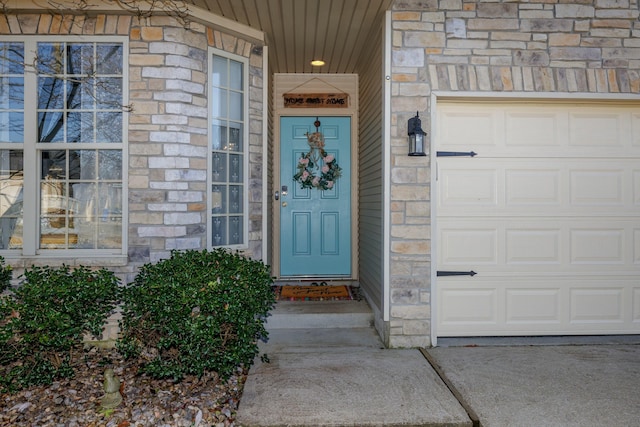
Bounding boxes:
[437,271,477,277]
[436,151,477,157]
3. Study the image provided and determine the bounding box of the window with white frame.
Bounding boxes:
[0,38,125,253]
[209,49,248,248]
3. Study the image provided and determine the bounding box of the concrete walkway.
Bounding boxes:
[236,300,640,426]
[237,327,471,426]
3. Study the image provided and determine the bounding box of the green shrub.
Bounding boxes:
[0,265,120,393]
[118,249,275,381]
[0,256,12,293]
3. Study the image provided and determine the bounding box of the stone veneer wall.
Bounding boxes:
[388,0,640,347]
[0,11,265,341]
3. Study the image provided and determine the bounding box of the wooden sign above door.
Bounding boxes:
[283,93,349,108]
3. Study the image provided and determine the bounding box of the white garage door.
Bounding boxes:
[435,101,640,337]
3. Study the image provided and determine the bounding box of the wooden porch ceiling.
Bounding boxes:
[190,0,395,73]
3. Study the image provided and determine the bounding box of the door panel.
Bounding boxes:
[280,116,351,276]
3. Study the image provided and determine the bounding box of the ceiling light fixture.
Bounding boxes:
[310,59,325,67]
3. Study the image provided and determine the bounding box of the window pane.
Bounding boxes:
[0,43,24,74]
[212,185,225,213]
[98,150,122,180]
[96,77,122,108]
[229,154,242,183]
[0,150,23,249]
[67,43,93,75]
[229,185,242,213]
[73,150,96,180]
[96,44,123,74]
[229,91,242,121]
[96,112,122,142]
[229,216,242,245]
[229,61,242,90]
[38,76,65,109]
[211,87,227,118]
[67,112,94,143]
[0,112,23,143]
[212,216,227,246]
[229,123,242,152]
[212,55,227,87]
[37,43,64,74]
[0,77,24,108]
[42,151,67,179]
[211,119,226,150]
[212,152,227,182]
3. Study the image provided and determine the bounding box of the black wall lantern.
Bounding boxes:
[408,111,427,156]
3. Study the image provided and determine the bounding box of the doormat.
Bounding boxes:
[275,285,354,301]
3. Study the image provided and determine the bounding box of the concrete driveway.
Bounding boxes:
[426,341,640,427]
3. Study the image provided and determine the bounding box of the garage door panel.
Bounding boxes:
[570,229,624,264]
[439,110,500,148]
[634,289,640,322]
[569,112,627,148]
[505,289,561,324]
[505,169,561,205]
[570,288,624,323]
[439,159,638,216]
[441,169,497,206]
[505,111,563,147]
[634,171,640,204]
[440,219,638,273]
[440,228,498,265]
[505,229,561,264]
[436,100,640,337]
[439,288,498,324]
[438,103,640,157]
[570,169,624,205]
[438,278,639,335]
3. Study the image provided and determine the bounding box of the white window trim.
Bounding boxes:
[0,35,128,260]
[207,47,250,250]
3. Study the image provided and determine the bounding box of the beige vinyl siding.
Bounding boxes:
[356,18,385,314]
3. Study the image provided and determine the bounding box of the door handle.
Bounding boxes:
[274,191,280,200]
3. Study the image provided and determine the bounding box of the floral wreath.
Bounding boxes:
[293,130,341,191]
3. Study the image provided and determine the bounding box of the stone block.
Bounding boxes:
[514,50,550,66]
[138,226,186,238]
[164,212,201,225]
[167,191,203,203]
[165,169,207,182]
[391,240,431,255]
[556,4,595,18]
[550,47,602,61]
[402,319,431,335]
[166,237,202,250]
[391,167,417,183]
[392,0,438,11]
[477,3,518,18]
[468,18,519,31]
[391,225,430,240]
[148,203,187,212]
[390,304,430,320]
[392,48,425,67]
[549,34,581,46]
[141,26,163,40]
[388,334,431,349]
[391,289,419,304]
[520,19,573,32]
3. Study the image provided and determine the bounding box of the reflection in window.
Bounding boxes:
[0,39,125,253]
[210,52,246,247]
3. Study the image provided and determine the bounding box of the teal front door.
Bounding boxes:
[280,116,351,277]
